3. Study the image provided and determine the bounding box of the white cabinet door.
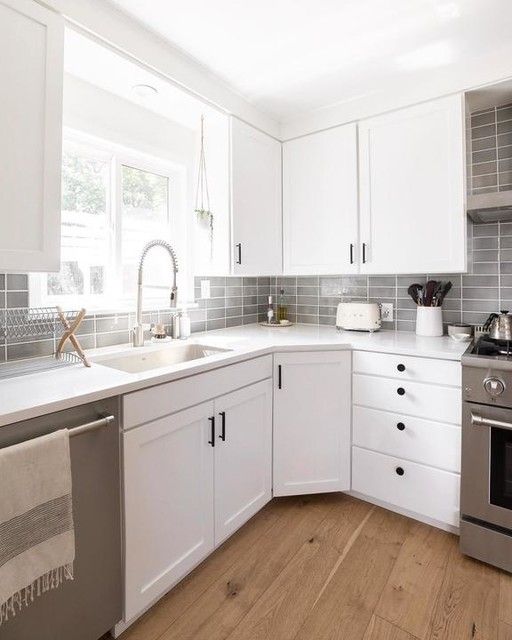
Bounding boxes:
[214,379,272,545]
[273,351,351,496]
[283,124,359,275]
[123,402,215,622]
[231,118,282,275]
[358,94,466,274]
[0,0,63,272]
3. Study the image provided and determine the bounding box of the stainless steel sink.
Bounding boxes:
[92,343,230,373]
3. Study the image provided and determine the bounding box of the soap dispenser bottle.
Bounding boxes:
[179,309,191,339]
[266,296,274,324]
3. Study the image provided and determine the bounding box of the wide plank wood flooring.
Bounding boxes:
[116,494,512,640]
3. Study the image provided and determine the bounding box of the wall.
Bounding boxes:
[1,221,510,363]
[191,221,512,333]
[470,101,512,194]
[0,272,199,362]
[38,0,280,137]
[63,73,196,297]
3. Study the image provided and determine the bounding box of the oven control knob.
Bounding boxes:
[483,377,505,397]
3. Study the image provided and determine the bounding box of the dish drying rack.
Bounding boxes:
[0,306,90,379]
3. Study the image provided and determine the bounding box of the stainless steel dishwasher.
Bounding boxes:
[0,397,122,640]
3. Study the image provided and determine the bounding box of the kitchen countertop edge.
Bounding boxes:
[0,324,467,428]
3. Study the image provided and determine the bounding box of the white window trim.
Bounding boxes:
[31,128,188,313]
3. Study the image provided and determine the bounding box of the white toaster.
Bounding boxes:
[336,302,382,332]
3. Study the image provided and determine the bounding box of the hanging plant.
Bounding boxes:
[195,115,214,258]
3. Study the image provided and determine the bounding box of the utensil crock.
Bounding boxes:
[416,306,443,337]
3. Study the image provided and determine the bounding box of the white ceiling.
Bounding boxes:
[108,0,512,122]
[64,29,222,131]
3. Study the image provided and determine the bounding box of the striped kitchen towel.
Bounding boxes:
[0,430,75,624]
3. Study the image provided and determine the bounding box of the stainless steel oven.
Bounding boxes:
[461,359,512,572]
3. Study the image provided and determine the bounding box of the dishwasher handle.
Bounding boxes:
[68,415,115,437]
[471,411,512,432]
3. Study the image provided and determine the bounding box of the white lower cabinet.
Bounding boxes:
[352,373,461,425]
[352,447,460,527]
[273,350,351,496]
[351,350,462,529]
[123,402,215,622]
[214,380,273,545]
[353,405,461,473]
[123,377,272,623]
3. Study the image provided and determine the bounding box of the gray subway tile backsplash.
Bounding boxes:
[193,222,512,334]
[5,218,512,364]
[470,106,512,195]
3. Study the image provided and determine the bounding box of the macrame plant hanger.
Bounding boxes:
[195,114,214,258]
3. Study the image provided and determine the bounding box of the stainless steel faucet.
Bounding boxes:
[132,239,179,347]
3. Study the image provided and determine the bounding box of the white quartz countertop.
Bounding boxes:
[0,324,467,428]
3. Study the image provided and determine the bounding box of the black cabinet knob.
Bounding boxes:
[397,387,405,396]
[395,466,405,476]
[397,363,406,372]
[397,422,405,431]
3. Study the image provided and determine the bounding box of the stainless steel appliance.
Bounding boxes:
[0,398,122,640]
[461,337,512,571]
[483,310,512,341]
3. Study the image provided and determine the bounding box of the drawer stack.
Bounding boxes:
[351,350,461,528]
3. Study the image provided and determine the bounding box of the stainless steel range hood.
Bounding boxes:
[467,191,512,223]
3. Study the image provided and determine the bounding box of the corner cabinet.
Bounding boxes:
[231,118,282,275]
[273,350,352,495]
[283,124,359,274]
[0,0,63,272]
[358,94,466,274]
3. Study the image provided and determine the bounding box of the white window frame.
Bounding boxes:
[30,128,187,312]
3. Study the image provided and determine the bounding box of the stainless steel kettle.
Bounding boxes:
[484,310,512,341]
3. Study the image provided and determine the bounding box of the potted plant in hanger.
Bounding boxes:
[195,115,214,258]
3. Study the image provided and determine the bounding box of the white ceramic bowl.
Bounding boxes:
[450,333,472,343]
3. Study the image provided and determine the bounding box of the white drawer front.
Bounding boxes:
[353,373,461,425]
[353,351,461,387]
[352,446,460,527]
[353,406,461,473]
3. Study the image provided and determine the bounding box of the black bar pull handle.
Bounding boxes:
[219,411,226,441]
[278,364,282,389]
[236,243,242,264]
[208,416,215,447]
[362,242,367,264]
[349,243,354,265]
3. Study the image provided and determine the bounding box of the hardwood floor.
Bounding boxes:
[117,494,512,640]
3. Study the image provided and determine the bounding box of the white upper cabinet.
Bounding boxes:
[283,124,359,275]
[0,0,63,272]
[358,94,466,274]
[231,117,282,275]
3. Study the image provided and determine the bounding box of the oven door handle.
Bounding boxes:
[471,412,512,431]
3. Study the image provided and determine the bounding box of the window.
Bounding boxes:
[33,131,185,310]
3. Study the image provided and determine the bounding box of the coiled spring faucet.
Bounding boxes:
[132,239,179,347]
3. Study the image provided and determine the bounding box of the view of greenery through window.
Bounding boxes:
[46,144,171,306]
[121,165,169,296]
[48,152,109,297]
